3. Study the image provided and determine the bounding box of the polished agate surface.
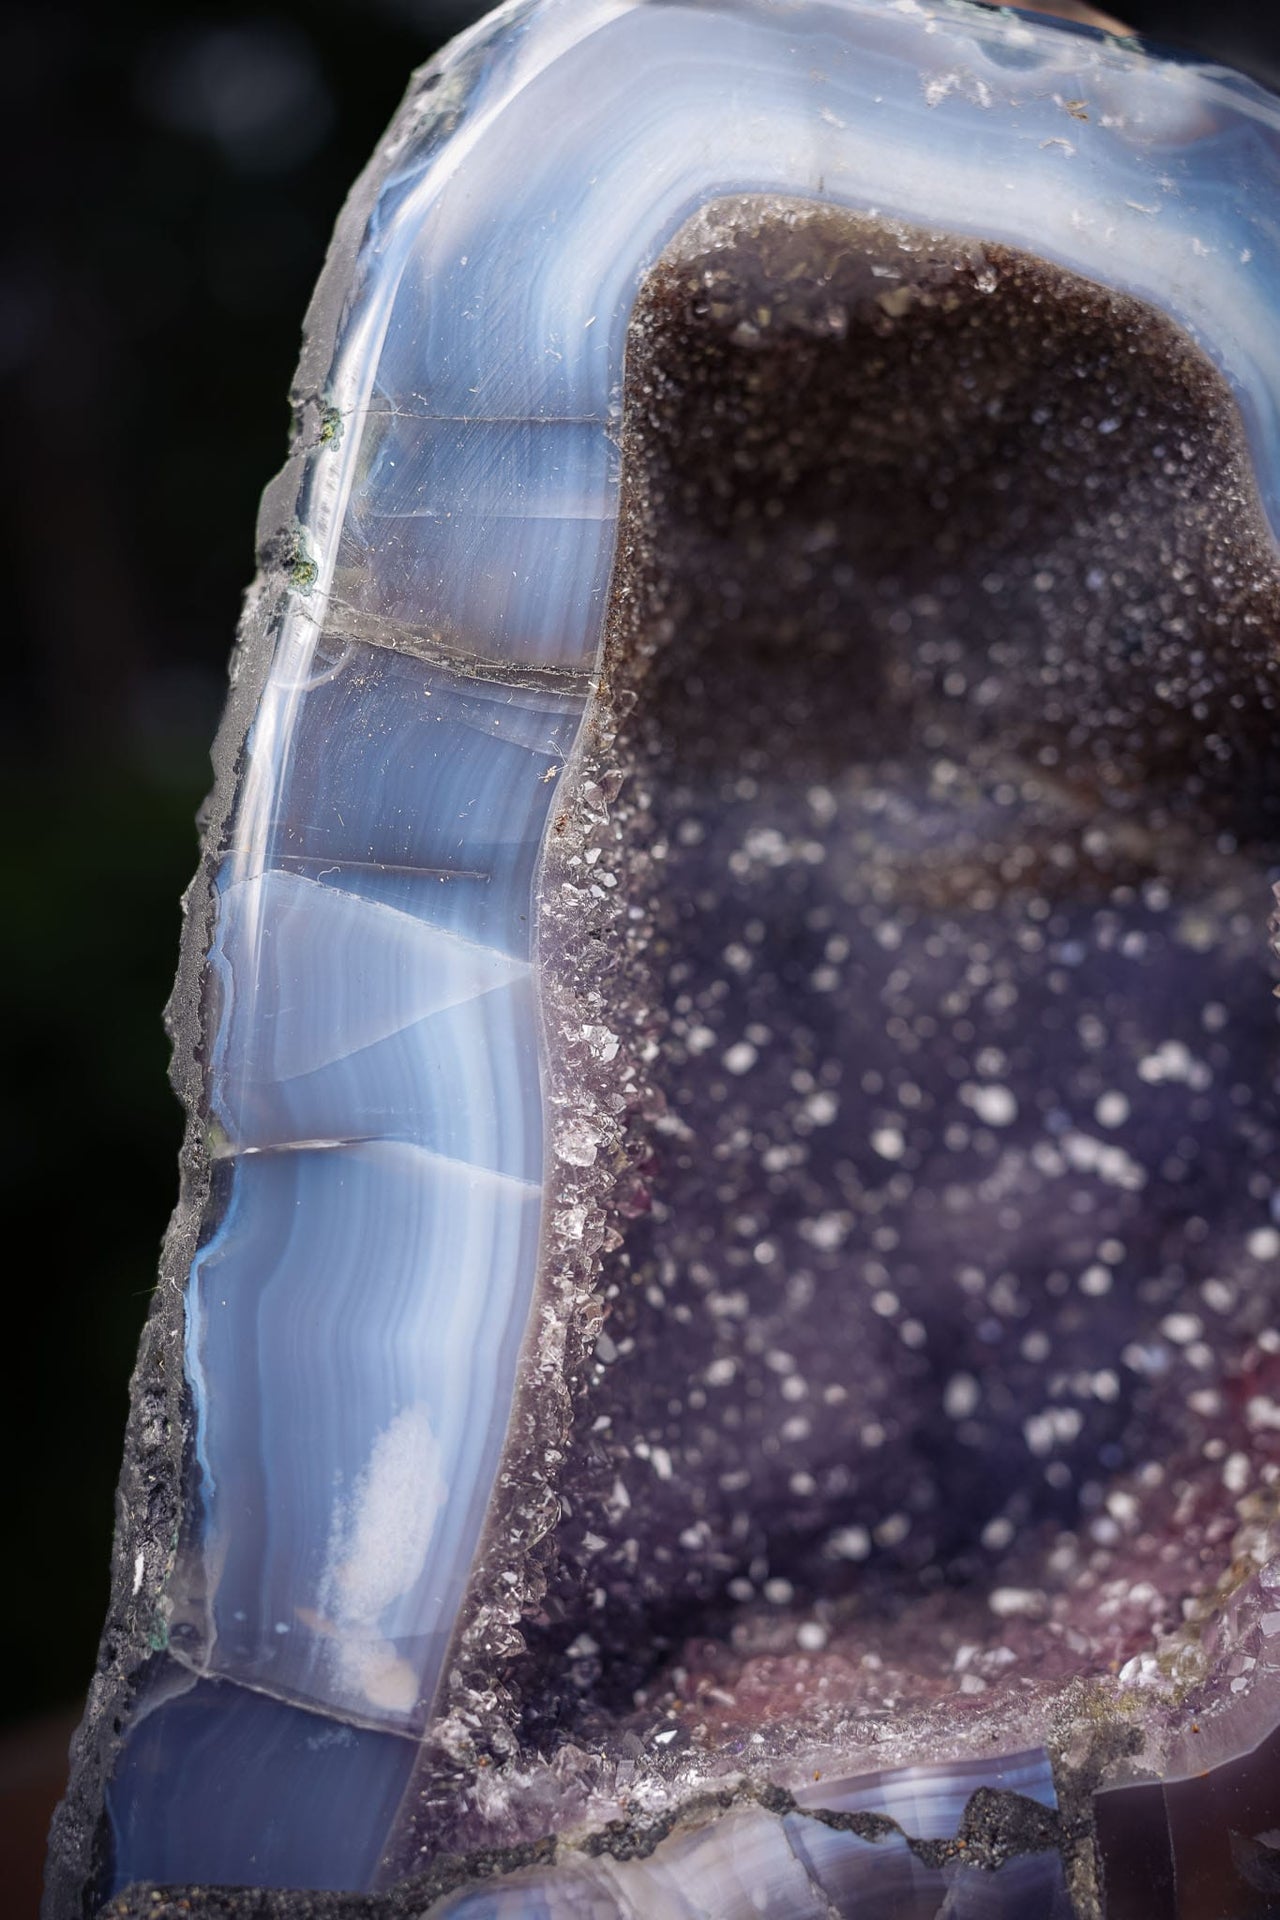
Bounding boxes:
[43,1,1280,1916]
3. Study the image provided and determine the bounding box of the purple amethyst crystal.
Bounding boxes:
[44,1,1280,1916]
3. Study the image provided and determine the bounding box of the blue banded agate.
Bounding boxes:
[44,0,1280,1914]
[177,640,574,1734]
[421,1757,1065,1914]
[432,1794,1071,1919]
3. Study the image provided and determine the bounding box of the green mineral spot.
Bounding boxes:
[289,536,318,593]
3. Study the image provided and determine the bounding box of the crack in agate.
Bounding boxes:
[320,604,599,693]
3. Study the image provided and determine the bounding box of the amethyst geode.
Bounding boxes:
[44,2,1280,1916]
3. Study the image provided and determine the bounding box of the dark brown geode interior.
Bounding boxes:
[526,203,1280,1753]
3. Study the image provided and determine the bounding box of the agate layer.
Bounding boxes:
[44,1,1280,1916]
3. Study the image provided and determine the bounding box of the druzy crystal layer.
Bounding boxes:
[44,2,1280,1917]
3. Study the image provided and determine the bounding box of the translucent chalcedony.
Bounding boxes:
[44,0,1280,1913]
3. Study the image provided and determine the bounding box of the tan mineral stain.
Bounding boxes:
[992,1,1133,35]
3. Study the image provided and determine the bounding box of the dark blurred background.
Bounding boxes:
[3,0,1280,1909]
